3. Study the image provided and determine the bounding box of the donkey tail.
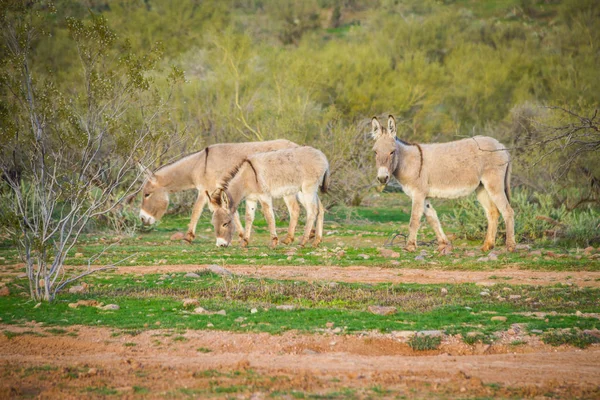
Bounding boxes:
[504,161,512,204]
[320,168,330,194]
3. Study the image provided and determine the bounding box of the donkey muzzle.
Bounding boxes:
[377,167,390,184]
[139,209,156,225]
[216,238,229,247]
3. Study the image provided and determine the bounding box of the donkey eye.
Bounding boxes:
[222,222,229,228]
[389,151,395,155]
[144,193,151,198]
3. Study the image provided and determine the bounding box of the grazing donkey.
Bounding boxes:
[372,115,515,253]
[138,139,299,243]
[207,146,330,248]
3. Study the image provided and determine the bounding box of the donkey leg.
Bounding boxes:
[299,192,318,247]
[423,199,451,254]
[282,195,300,245]
[185,191,207,243]
[476,187,500,252]
[483,182,516,252]
[312,197,325,247]
[259,198,279,249]
[233,210,245,246]
[406,195,426,252]
[242,199,258,247]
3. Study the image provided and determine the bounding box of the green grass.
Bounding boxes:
[196,347,212,353]
[541,329,600,349]
[408,334,442,351]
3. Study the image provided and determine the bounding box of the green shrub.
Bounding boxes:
[408,334,442,351]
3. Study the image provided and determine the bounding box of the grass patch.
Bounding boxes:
[84,386,118,395]
[3,330,45,339]
[133,386,149,394]
[123,342,137,347]
[408,334,442,351]
[196,347,212,353]
[542,329,600,349]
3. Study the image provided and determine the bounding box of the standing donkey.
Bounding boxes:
[138,139,300,244]
[372,115,516,253]
[207,146,330,248]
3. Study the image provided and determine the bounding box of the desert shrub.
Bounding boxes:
[542,329,600,349]
[408,334,442,351]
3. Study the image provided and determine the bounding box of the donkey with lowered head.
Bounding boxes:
[372,116,515,253]
[139,139,299,244]
[207,146,330,248]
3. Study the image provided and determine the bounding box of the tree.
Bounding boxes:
[0,1,182,301]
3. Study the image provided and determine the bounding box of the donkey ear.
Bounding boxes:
[371,117,382,139]
[387,115,397,136]
[208,189,221,206]
[138,163,157,184]
[220,190,230,208]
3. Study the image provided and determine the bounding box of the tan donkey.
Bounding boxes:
[207,146,330,248]
[138,139,300,244]
[372,115,516,253]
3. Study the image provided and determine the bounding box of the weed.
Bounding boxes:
[196,347,212,353]
[133,386,149,394]
[408,334,442,351]
[510,340,527,346]
[84,386,118,395]
[542,329,600,349]
[172,335,187,342]
[124,342,137,347]
[45,328,67,335]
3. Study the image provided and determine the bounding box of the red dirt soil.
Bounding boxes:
[1,324,599,399]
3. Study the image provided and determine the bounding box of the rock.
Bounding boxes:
[529,250,542,256]
[303,349,318,355]
[379,248,400,258]
[477,257,489,262]
[74,252,84,258]
[530,329,543,334]
[184,272,200,278]
[0,286,9,297]
[194,307,210,314]
[414,255,425,261]
[392,330,415,339]
[234,317,246,323]
[515,244,530,251]
[368,306,397,316]
[336,250,345,257]
[183,299,199,308]
[170,232,185,241]
[488,252,498,261]
[326,322,334,328]
[440,288,448,296]
[491,316,507,322]
[250,308,258,314]
[68,285,86,294]
[584,246,595,255]
[480,291,490,296]
[100,304,120,311]
[575,310,583,316]
[206,323,214,328]
[328,282,338,288]
[583,329,600,339]
[34,302,41,308]
[215,310,226,316]
[68,303,78,309]
[332,327,342,334]
[357,254,370,260]
[507,329,516,335]
[467,331,483,338]
[509,295,522,300]
[276,305,295,311]
[17,273,27,279]
[476,282,494,287]
[418,330,443,337]
[464,251,476,257]
[207,264,232,276]
[502,287,513,292]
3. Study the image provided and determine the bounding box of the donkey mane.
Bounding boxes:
[219,159,259,191]
[154,147,208,174]
[396,138,423,178]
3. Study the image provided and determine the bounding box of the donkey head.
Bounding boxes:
[207,188,235,247]
[139,166,169,225]
[372,115,399,185]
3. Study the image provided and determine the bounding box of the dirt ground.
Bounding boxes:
[115,264,600,287]
[1,323,600,399]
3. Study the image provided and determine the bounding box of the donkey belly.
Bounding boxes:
[270,185,300,199]
[427,185,479,199]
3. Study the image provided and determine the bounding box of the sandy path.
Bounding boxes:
[116,264,600,287]
[1,324,599,398]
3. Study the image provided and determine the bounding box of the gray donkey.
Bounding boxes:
[207,146,330,248]
[138,139,299,244]
[372,115,515,253]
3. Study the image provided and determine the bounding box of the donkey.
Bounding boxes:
[138,139,300,244]
[372,115,516,253]
[207,146,330,248]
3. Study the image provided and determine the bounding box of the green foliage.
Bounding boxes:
[542,329,600,349]
[408,334,442,351]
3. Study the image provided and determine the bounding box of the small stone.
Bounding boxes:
[234,317,246,323]
[491,316,507,322]
[0,286,9,297]
[480,291,490,296]
[530,329,543,334]
[392,330,414,339]
[328,282,338,288]
[368,305,397,316]
[467,331,483,338]
[74,252,84,258]
[183,299,199,308]
[170,232,185,241]
[418,330,442,337]
[215,310,227,316]
[336,250,345,257]
[250,308,258,314]
[529,250,542,256]
[194,307,209,314]
[583,246,595,255]
[477,257,489,262]
[17,273,27,279]
[101,304,120,310]
[206,323,214,328]
[155,321,161,326]
[464,251,476,257]
[509,295,522,300]
[68,285,86,294]
[502,287,513,292]
[207,265,232,276]
[575,310,583,316]
[379,248,400,258]
[488,252,498,261]
[184,272,200,278]
[357,254,370,260]
[414,255,425,261]
[507,329,516,335]
[87,368,97,376]
[440,288,448,296]
[515,244,530,251]
[68,303,78,309]
[303,349,318,355]
[332,327,342,334]
[276,305,295,311]
[34,302,41,308]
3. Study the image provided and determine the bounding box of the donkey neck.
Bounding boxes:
[154,152,202,191]
[393,139,422,182]
[225,163,260,210]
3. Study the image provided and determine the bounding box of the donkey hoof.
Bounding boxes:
[270,237,279,248]
[184,232,195,243]
[312,238,322,248]
[437,244,453,255]
[506,243,516,253]
[308,229,316,240]
[240,238,249,248]
[481,243,495,252]
[405,243,417,252]
[282,236,294,245]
